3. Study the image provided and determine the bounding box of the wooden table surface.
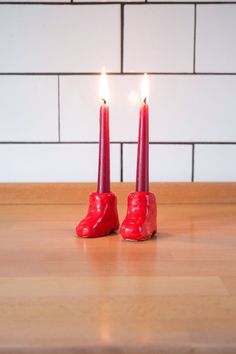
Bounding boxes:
[1,187,236,353]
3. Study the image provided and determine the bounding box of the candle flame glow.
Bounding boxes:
[129,90,138,103]
[141,73,149,104]
[99,68,110,104]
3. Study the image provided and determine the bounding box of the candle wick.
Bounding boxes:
[101,98,107,105]
[143,97,147,104]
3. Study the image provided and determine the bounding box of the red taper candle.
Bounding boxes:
[97,102,110,193]
[97,69,110,193]
[136,73,149,192]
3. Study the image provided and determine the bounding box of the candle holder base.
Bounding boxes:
[76,192,119,238]
[120,191,157,241]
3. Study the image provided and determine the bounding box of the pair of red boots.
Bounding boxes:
[76,191,157,241]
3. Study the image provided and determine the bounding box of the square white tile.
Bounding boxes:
[123,144,192,182]
[196,5,236,72]
[124,5,194,73]
[0,6,120,72]
[0,144,120,182]
[195,144,236,182]
[0,76,58,142]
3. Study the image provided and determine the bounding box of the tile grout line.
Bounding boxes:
[57,75,61,142]
[120,143,123,182]
[191,143,195,182]
[120,4,124,74]
[1,72,236,76]
[193,4,197,73]
[1,1,236,4]
[0,141,236,145]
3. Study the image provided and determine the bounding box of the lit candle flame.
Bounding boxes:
[141,73,149,104]
[99,68,110,104]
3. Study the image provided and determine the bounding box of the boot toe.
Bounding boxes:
[120,223,143,241]
[76,220,93,238]
[121,220,155,241]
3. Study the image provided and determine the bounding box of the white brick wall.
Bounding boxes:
[124,5,195,73]
[0,144,120,182]
[60,75,236,142]
[123,144,193,182]
[0,76,58,141]
[0,2,235,183]
[196,5,236,73]
[0,6,120,73]
[195,145,236,182]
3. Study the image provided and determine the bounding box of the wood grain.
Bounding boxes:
[0,191,236,353]
[0,276,227,297]
[0,182,236,205]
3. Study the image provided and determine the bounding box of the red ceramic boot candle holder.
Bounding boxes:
[120,191,157,241]
[76,191,119,238]
[121,74,157,241]
[76,69,119,238]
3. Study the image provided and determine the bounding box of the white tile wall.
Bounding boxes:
[147,75,236,142]
[196,5,236,73]
[0,144,120,182]
[124,5,194,73]
[123,144,192,182]
[60,75,236,142]
[0,6,120,73]
[0,3,235,183]
[0,76,58,142]
[60,75,140,142]
[195,145,236,182]
[60,76,100,142]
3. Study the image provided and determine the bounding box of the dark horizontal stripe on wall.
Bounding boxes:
[1,72,236,76]
[0,141,235,144]
[0,1,236,4]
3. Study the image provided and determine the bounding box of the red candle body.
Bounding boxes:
[97,104,110,193]
[136,103,149,192]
